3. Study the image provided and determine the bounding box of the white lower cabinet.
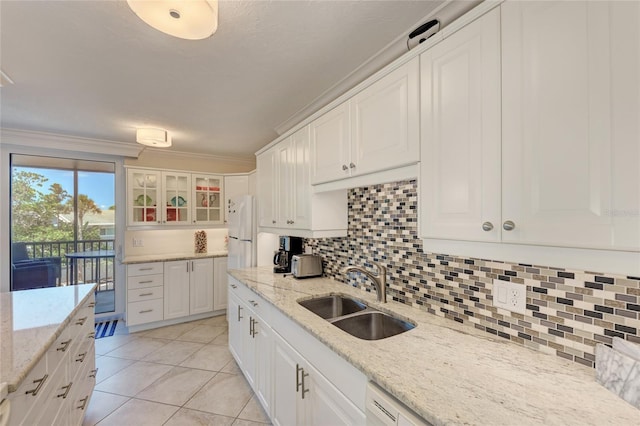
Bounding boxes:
[272,331,365,426]
[228,276,366,425]
[165,258,214,319]
[8,295,96,426]
[213,257,228,311]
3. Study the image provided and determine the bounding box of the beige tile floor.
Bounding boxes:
[84,315,271,426]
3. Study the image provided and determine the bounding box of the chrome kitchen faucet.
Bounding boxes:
[342,261,387,303]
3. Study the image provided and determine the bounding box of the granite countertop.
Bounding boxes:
[0,284,96,397]
[122,250,228,264]
[229,267,640,426]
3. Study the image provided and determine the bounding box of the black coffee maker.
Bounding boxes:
[273,236,304,273]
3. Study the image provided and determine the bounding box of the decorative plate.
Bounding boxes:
[170,196,187,207]
[135,194,153,206]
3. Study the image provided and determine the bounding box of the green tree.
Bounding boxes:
[12,170,103,244]
[71,194,102,241]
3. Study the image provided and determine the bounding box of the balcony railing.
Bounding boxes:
[17,239,115,291]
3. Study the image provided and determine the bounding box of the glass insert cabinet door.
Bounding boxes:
[162,172,191,224]
[129,169,161,225]
[192,174,224,224]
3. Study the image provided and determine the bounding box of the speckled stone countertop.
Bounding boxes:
[0,284,96,398]
[229,267,640,425]
[122,250,228,264]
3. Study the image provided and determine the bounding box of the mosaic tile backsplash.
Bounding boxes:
[305,180,640,368]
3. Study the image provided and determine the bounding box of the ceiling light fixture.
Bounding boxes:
[136,128,172,148]
[127,0,218,40]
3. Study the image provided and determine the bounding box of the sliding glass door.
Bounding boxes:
[10,154,116,314]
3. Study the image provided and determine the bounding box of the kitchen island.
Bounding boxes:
[0,284,97,424]
[229,266,639,425]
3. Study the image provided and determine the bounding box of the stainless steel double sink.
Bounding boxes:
[298,294,415,340]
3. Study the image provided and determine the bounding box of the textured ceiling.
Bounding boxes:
[0,0,448,159]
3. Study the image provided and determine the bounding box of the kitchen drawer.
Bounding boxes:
[128,286,163,303]
[8,355,49,422]
[127,262,163,277]
[128,273,164,290]
[127,299,163,326]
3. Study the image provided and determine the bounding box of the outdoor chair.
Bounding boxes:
[11,242,62,290]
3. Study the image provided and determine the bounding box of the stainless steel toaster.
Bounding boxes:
[291,254,323,278]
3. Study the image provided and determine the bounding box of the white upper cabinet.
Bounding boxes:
[350,57,420,177]
[161,172,191,225]
[501,0,640,251]
[311,57,420,185]
[310,103,351,184]
[127,169,162,226]
[192,174,224,225]
[421,1,640,253]
[420,7,501,242]
[257,126,347,237]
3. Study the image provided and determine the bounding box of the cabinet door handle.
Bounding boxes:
[25,374,48,396]
[503,220,516,231]
[248,300,258,307]
[349,162,356,169]
[272,220,276,224]
[249,317,254,336]
[482,222,494,232]
[76,352,87,363]
[251,319,258,338]
[57,382,73,399]
[231,284,237,289]
[76,316,88,326]
[77,396,89,410]
[87,302,96,308]
[88,332,96,339]
[342,164,348,171]
[186,262,189,273]
[237,305,243,321]
[57,339,72,352]
[89,369,99,378]
[296,364,309,399]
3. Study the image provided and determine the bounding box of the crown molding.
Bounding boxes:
[141,146,255,166]
[273,0,482,137]
[0,128,142,157]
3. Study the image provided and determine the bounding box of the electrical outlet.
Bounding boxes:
[132,238,144,247]
[493,280,526,315]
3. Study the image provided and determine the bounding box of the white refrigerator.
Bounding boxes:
[227,195,255,269]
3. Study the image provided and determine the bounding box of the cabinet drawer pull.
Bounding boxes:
[139,292,153,297]
[139,267,153,271]
[25,374,48,396]
[139,309,153,314]
[77,396,89,410]
[231,284,237,289]
[248,300,258,307]
[76,352,87,363]
[88,332,96,339]
[272,220,276,224]
[87,302,96,308]
[89,369,99,378]
[57,382,72,399]
[57,339,72,352]
[139,280,153,284]
[503,220,516,231]
[482,222,494,232]
[76,316,88,326]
